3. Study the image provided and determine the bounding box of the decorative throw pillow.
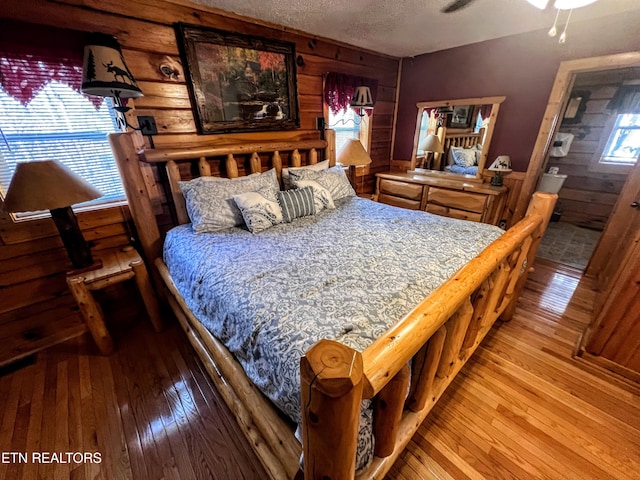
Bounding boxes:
[281,159,330,190]
[179,168,279,233]
[450,147,477,168]
[290,165,355,201]
[293,179,336,212]
[276,186,316,223]
[232,189,283,233]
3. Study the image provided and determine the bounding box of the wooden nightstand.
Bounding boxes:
[66,246,163,355]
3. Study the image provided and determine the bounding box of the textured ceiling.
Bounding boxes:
[188,0,640,57]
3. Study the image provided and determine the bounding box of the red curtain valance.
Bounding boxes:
[0,20,102,108]
[324,72,378,116]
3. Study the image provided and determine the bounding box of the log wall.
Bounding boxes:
[0,0,399,363]
[547,68,640,230]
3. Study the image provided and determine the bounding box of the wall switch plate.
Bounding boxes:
[137,116,158,136]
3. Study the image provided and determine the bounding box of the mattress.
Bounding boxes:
[163,196,503,468]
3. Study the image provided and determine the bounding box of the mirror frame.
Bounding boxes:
[409,96,506,182]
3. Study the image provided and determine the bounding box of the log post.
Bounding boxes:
[406,326,446,412]
[301,339,363,480]
[373,364,410,458]
[272,151,283,185]
[309,148,318,165]
[198,156,211,176]
[226,154,239,178]
[291,149,301,167]
[165,160,189,225]
[250,152,261,174]
[436,298,473,379]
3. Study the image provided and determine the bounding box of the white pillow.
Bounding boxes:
[233,189,283,234]
[282,160,330,190]
[290,165,355,201]
[179,169,279,233]
[450,147,477,168]
[294,179,335,212]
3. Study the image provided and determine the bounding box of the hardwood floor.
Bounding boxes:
[1,259,638,479]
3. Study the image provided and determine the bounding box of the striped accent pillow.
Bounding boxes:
[277,186,316,223]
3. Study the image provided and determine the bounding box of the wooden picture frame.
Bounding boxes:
[561,90,590,125]
[175,23,300,134]
[446,105,473,129]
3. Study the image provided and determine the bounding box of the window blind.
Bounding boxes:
[0,82,124,217]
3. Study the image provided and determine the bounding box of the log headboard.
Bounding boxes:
[109,130,335,270]
[441,127,485,167]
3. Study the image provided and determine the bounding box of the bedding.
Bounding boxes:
[163,196,503,469]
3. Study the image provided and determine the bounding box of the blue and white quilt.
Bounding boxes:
[164,196,503,469]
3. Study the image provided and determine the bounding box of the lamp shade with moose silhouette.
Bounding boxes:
[81,33,143,130]
[81,32,142,101]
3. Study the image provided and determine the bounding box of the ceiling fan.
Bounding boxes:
[441,0,599,14]
[441,0,475,13]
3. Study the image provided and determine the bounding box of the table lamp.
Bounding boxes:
[3,160,103,271]
[337,139,372,188]
[488,155,512,186]
[418,134,444,169]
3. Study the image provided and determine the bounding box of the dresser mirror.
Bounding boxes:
[410,96,506,182]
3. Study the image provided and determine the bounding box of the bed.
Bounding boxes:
[109,129,556,480]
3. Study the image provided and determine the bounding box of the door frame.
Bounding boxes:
[513,51,640,225]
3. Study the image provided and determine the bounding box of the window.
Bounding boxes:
[0,20,125,221]
[599,113,640,166]
[328,108,371,153]
[0,83,123,219]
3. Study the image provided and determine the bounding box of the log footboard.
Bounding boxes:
[302,192,556,480]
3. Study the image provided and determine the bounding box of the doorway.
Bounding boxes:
[536,66,640,272]
[516,52,640,282]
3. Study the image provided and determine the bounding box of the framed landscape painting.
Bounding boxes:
[176,23,300,134]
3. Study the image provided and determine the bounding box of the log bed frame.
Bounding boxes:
[109,129,556,480]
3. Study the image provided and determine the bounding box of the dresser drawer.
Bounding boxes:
[379,179,424,201]
[378,193,422,210]
[427,187,487,213]
[426,204,483,222]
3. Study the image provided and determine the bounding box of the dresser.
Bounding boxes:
[375,172,507,225]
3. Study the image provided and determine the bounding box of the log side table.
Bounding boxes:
[66,246,163,355]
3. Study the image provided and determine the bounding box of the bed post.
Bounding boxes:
[300,339,363,479]
[109,131,163,288]
[501,192,557,320]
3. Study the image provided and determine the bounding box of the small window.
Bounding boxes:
[328,108,371,153]
[0,82,124,220]
[600,113,640,166]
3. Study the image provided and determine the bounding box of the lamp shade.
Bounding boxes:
[349,85,373,117]
[337,139,372,167]
[350,86,374,110]
[488,155,512,172]
[81,32,143,99]
[3,160,102,213]
[419,134,444,154]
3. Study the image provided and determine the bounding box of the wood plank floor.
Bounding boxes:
[1,259,639,479]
